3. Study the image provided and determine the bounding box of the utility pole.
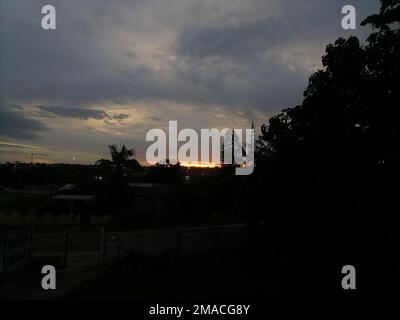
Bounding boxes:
[31,153,34,164]
[231,129,235,165]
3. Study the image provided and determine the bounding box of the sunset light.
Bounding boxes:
[180,162,220,168]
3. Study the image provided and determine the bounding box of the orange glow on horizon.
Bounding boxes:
[180,162,220,168]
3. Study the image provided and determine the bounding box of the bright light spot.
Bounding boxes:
[180,162,220,168]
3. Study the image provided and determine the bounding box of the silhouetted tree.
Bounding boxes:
[255,0,400,279]
[96,144,141,176]
[95,144,141,210]
[260,0,400,163]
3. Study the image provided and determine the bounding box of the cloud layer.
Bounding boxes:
[0,0,379,163]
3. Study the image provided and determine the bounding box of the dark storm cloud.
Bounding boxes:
[0,105,48,139]
[171,0,378,111]
[37,105,130,122]
[111,113,129,121]
[38,105,108,120]
[1,0,379,112]
[178,18,293,59]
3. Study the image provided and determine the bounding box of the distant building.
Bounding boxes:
[128,183,180,219]
[52,183,111,224]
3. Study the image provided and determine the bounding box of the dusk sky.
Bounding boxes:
[0,0,379,164]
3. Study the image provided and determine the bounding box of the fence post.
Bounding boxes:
[213,228,218,259]
[2,226,8,272]
[64,227,69,268]
[194,229,198,256]
[174,229,181,258]
[28,225,34,265]
[99,226,106,265]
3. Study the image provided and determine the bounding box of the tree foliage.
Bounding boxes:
[96,144,140,175]
[259,0,400,166]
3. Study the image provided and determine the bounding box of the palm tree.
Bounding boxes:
[96,144,140,176]
[96,144,140,210]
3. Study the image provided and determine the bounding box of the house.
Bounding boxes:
[128,183,180,219]
[52,183,111,224]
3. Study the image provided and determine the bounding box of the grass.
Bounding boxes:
[59,251,348,301]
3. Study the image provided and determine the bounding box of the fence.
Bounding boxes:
[0,224,248,271]
[106,224,248,261]
[0,226,32,272]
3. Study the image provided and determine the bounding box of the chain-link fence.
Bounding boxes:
[0,224,248,271]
